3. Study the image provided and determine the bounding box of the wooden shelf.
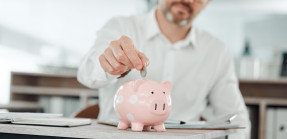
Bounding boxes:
[9,69,98,111]
[240,80,287,139]
[11,86,98,97]
[245,97,287,106]
[240,78,287,85]
[11,68,77,78]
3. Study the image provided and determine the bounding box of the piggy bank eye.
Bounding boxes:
[151,91,154,94]
[163,92,165,94]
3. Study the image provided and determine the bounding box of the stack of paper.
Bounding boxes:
[0,112,91,127]
[98,119,244,130]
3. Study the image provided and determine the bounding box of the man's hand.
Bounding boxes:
[99,35,149,75]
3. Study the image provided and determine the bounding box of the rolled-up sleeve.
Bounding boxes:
[208,46,251,139]
[77,18,124,89]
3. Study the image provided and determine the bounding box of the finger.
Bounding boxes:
[120,35,143,70]
[99,55,127,75]
[138,51,149,67]
[99,54,117,75]
[109,41,133,69]
[104,48,128,72]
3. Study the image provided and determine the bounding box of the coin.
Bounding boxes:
[140,66,147,78]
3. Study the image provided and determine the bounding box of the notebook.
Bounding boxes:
[0,112,62,121]
[11,118,92,127]
[0,112,91,127]
[98,119,245,130]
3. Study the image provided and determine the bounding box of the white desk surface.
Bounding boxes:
[0,120,237,139]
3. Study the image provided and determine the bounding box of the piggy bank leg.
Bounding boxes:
[117,121,129,130]
[153,124,166,131]
[131,122,144,131]
[143,126,151,131]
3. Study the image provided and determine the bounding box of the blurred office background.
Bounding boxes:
[0,0,287,139]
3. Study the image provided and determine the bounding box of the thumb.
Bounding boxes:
[137,51,149,67]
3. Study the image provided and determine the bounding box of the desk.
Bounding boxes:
[0,120,236,139]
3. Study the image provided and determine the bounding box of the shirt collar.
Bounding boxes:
[144,8,198,49]
[144,8,161,41]
[173,27,197,49]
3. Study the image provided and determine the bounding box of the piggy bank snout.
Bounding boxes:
[150,99,168,115]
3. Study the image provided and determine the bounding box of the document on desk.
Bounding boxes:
[0,112,62,122]
[0,112,62,119]
[11,118,92,127]
[98,119,245,130]
[164,122,243,130]
[0,112,91,127]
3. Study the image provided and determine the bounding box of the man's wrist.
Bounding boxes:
[105,72,120,80]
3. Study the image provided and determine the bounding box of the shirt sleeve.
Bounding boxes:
[208,46,251,139]
[77,18,124,89]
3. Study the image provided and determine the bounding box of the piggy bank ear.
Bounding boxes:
[162,81,172,93]
[133,80,146,92]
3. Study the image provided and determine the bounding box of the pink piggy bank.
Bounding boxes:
[113,79,172,132]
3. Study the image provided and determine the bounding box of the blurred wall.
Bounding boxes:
[0,0,148,104]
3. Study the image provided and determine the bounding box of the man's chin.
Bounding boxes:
[167,13,190,26]
[176,20,190,26]
[162,9,191,27]
[173,17,188,23]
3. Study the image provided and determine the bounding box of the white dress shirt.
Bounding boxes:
[77,9,250,138]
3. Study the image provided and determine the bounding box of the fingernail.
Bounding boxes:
[145,61,149,66]
[137,65,142,70]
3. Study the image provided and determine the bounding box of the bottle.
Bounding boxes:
[239,39,261,79]
[242,39,251,57]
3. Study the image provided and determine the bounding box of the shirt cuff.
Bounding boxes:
[105,72,120,80]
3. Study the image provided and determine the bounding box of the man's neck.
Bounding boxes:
[155,8,191,44]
